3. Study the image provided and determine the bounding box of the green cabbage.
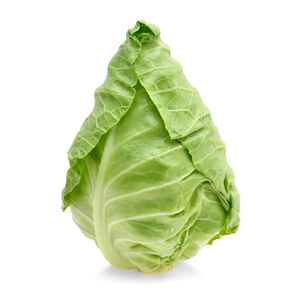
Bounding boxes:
[62,21,240,274]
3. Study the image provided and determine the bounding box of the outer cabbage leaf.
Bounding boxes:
[62,21,240,274]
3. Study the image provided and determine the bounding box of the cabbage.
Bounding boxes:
[62,21,240,274]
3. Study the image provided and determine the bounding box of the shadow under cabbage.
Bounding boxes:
[95,261,201,282]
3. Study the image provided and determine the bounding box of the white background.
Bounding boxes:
[1,0,299,291]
